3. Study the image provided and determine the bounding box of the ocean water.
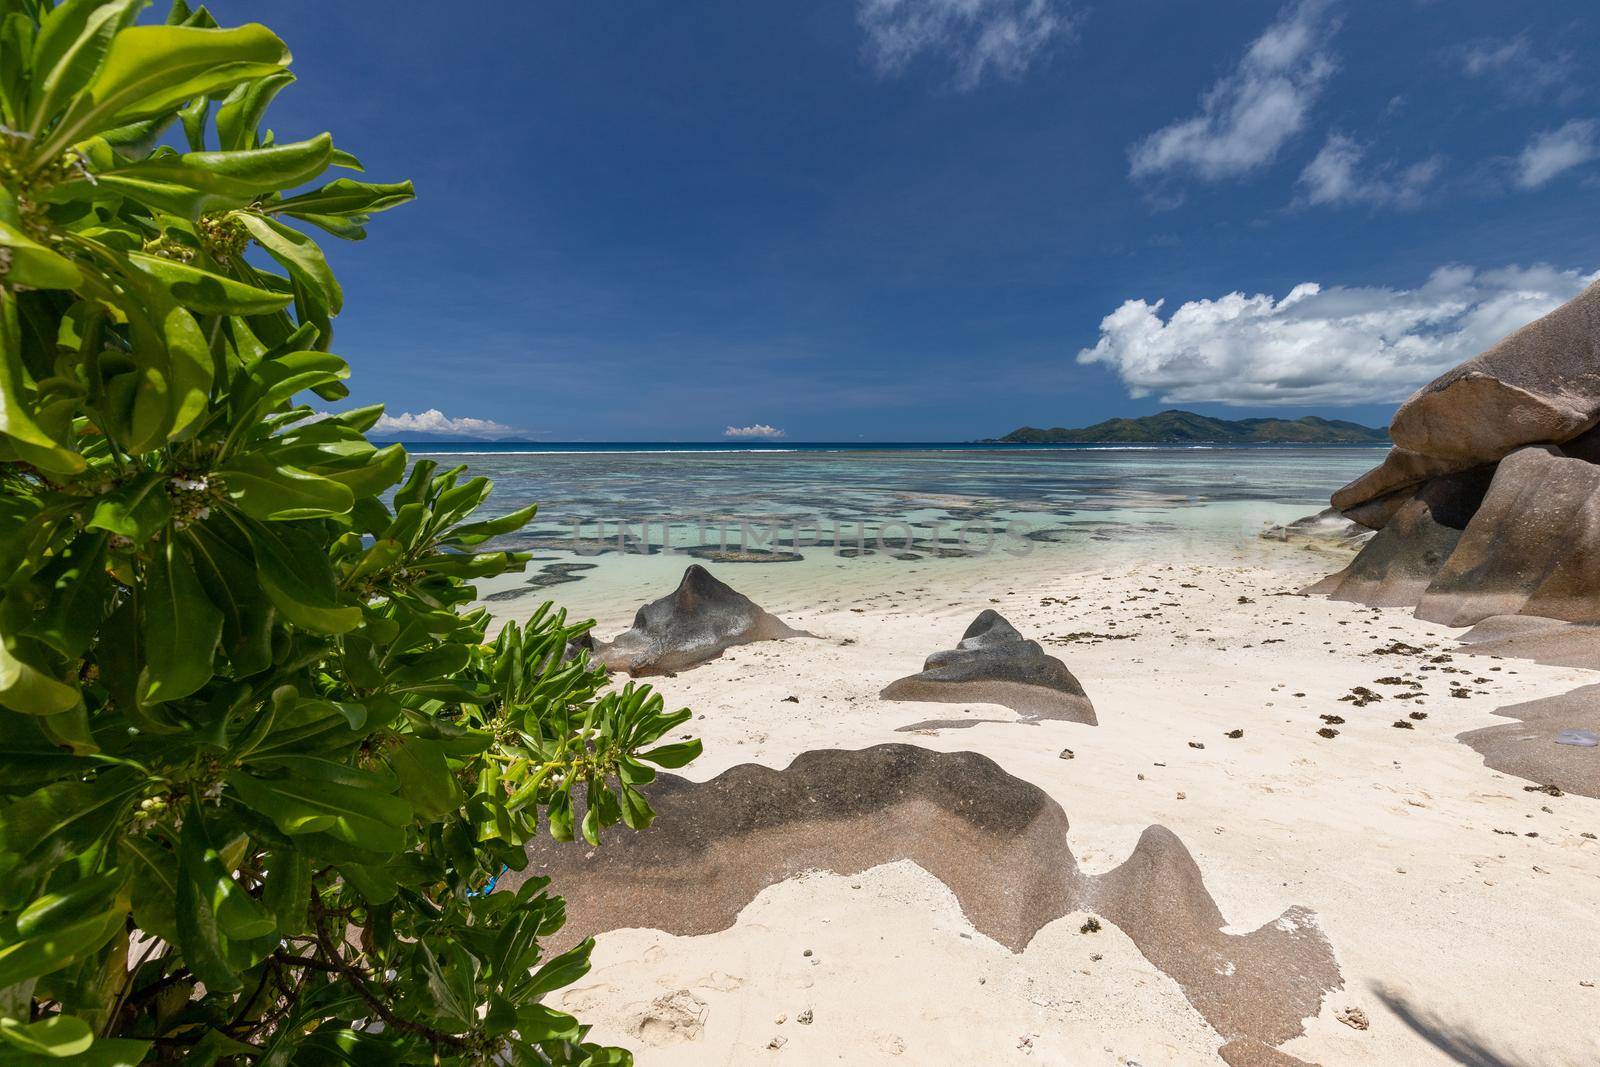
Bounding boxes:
[404,444,1384,622]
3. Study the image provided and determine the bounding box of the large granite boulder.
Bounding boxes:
[1304,468,1491,607]
[594,564,808,675]
[1388,279,1600,464]
[1314,281,1600,617]
[1330,448,1483,529]
[880,610,1096,724]
[1414,446,1600,627]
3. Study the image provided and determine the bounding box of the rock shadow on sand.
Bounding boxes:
[1457,683,1600,799]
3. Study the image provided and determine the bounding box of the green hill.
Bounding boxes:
[989,410,1389,445]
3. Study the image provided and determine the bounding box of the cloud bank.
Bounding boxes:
[1129,0,1338,181]
[723,424,786,439]
[1297,134,1440,208]
[857,0,1079,90]
[1078,264,1599,407]
[374,409,522,439]
[1515,119,1599,189]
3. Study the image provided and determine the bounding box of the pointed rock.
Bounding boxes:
[594,565,809,675]
[880,610,1096,724]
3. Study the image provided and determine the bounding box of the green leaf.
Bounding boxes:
[238,516,360,633]
[0,221,81,290]
[445,503,538,547]
[226,771,410,852]
[215,70,295,151]
[261,848,309,936]
[174,809,242,993]
[527,938,594,998]
[322,442,406,499]
[26,0,145,133]
[21,533,111,659]
[335,861,396,905]
[235,350,349,417]
[0,908,123,989]
[637,739,702,769]
[137,535,224,704]
[238,213,341,316]
[0,293,81,475]
[122,836,180,946]
[618,784,655,831]
[15,869,126,939]
[515,1003,582,1044]
[126,252,293,315]
[272,178,415,218]
[183,521,275,677]
[218,453,354,520]
[84,475,171,543]
[38,23,291,160]
[104,133,333,198]
[103,248,214,448]
[0,772,140,869]
[388,736,461,819]
[0,1013,93,1057]
[0,1035,150,1067]
[0,639,78,717]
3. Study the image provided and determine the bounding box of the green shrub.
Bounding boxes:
[0,3,697,1062]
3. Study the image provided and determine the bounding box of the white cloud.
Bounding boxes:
[1297,134,1441,208]
[1129,0,1339,181]
[1515,119,1599,189]
[1460,34,1574,103]
[857,0,1079,91]
[374,408,522,438]
[1078,264,1599,407]
[723,424,786,439]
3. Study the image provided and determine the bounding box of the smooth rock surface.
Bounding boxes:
[879,610,1097,723]
[594,564,809,675]
[1331,449,1479,528]
[1414,446,1600,627]
[1305,469,1491,607]
[1388,279,1600,463]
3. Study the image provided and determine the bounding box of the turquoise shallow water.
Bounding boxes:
[421,446,1382,619]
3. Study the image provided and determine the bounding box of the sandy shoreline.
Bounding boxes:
[512,536,1599,1065]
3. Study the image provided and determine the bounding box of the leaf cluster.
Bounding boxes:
[0,3,697,1063]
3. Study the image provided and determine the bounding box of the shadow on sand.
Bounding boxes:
[1373,987,1532,1067]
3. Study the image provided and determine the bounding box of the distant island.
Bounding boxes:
[985,409,1390,445]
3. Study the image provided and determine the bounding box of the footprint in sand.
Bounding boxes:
[693,970,745,993]
[558,982,620,1013]
[631,989,708,1046]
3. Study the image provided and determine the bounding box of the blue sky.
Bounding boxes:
[221,0,1597,440]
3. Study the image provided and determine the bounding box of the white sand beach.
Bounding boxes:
[529,540,1600,1066]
